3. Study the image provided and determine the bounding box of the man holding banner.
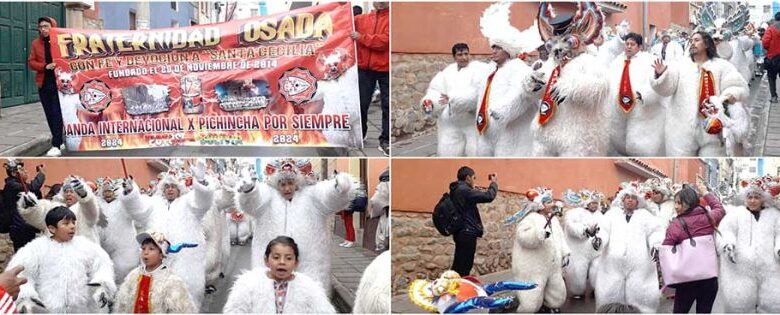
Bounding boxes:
[28,17,64,157]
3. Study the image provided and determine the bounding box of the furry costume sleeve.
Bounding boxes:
[85,238,117,296]
[120,183,155,229]
[446,62,491,116]
[553,217,571,256]
[716,59,749,103]
[78,189,100,228]
[236,182,276,219]
[515,213,547,249]
[643,212,665,249]
[594,210,613,251]
[649,63,680,97]
[6,238,43,302]
[716,209,739,252]
[564,209,589,240]
[164,272,197,313]
[185,178,216,222]
[487,59,534,129]
[311,173,358,216]
[421,68,446,116]
[16,195,57,232]
[113,267,138,313]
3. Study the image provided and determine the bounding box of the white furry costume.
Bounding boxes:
[236,160,358,292]
[532,2,610,156]
[122,171,214,309]
[114,265,196,313]
[716,181,780,313]
[203,183,233,289]
[651,40,685,62]
[608,51,667,156]
[729,35,755,84]
[593,183,664,313]
[476,2,544,157]
[353,251,391,314]
[97,184,139,285]
[228,210,253,245]
[507,189,570,312]
[369,180,390,251]
[421,60,490,156]
[562,190,603,297]
[650,57,749,156]
[644,177,676,224]
[16,178,101,244]
[223,268,335,313]
[7,236,116,313]
[314,66,363,147]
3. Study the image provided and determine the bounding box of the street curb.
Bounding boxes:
[331,275,354,313]
[3,135,51,157]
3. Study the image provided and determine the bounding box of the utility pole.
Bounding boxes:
[642,2,649,45]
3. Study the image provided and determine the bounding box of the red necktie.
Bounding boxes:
[618,59,635,112]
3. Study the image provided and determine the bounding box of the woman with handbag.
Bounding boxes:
[661,180,725,313]
[717,177,780,313]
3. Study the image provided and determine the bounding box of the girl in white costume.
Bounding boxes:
[17,177,101,244]
[562,189,604,299]
[593,182,665,313]
[717,177,780,313]
[504,188,570,313]
[114,231,196,313]
[8,206,115,313]
[236,159,359,292]
[121,160,215,309]
[223,236,335,313]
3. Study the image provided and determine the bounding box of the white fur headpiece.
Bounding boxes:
[263,158,314,189]
[737,176,780,208]
[612,181,648,210]
[481,1,544,58]
[644,177,673,200]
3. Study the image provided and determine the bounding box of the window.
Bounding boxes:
[171,1,178,11]
[129,11,137,30]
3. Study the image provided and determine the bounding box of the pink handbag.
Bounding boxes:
[659,217,719,286]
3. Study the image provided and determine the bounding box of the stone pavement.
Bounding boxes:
[331,230,382,312]
[0,100,385,157]
[758,74,780,156]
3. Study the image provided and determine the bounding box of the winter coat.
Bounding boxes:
[27,17,58,88]
[663,193,726,246]
[2,173,44,234]
[223,269,335,313]
[354,9,389,72]
[449,181,498,237]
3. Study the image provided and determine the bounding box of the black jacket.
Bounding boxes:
[2,173,45,234]
[449,180,498,237]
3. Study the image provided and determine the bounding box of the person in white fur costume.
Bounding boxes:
[352,251,390,314]
[369,169,390,251]
[592,181,665,313]
[716,177,780,313]
[7,206,115,313]
[474,2,545,156]
[202,172,235,294]
[95,177,140,285]
[561,189,604,299]
[503,187,570,313]
[228,209,253,246]
[114,231,196,313]
[532,2,611,156]
[223,236,335,313]
[608,32,668,156]
[420,43,489,156]
[236,158,359,292]
[644,177,676,224]
[120,160,215,309]
[651,33,685,62]
[651,30,750,157]
[16,176,101,244]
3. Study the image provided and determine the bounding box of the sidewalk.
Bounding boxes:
[0,101,385,157]
[330,231,381,312]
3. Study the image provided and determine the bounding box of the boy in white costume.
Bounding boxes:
[717,177,780,313]
[8,206,115,313]
[532,2,611,156]
[593,182,665,313]
[562,189,604,299]
[353,251,390,314]
[420,43,490,156]
[504,188,570,313]
[114,231,196,313]
[17,176,101,244]
[608,32,667,156]
[236,158,359,292]
[474,2,545,157]
[120,160,215,309]
[223,236,335,313]
[95,177,139,285]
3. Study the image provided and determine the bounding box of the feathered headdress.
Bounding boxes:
[537,2,604,45]
[697,2,749,41]
[644,177,673,201]
[481,1,544,58]
[611,181,648,210]
[505,187,552,225]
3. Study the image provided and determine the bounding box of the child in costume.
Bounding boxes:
[7,206,115,313]
[114,231,196,313]
[223,236,335,313]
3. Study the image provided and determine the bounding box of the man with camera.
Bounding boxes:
[2,160,46,251]
[448,166,497,276]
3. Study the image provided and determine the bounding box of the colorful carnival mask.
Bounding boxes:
[409,270,536,313]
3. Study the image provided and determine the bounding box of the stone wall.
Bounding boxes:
[391,53,452,139]
[391,190,525,295]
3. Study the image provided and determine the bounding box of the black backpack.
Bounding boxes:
[432,192,463,236]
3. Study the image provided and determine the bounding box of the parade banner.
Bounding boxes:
[51,2,362,151]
